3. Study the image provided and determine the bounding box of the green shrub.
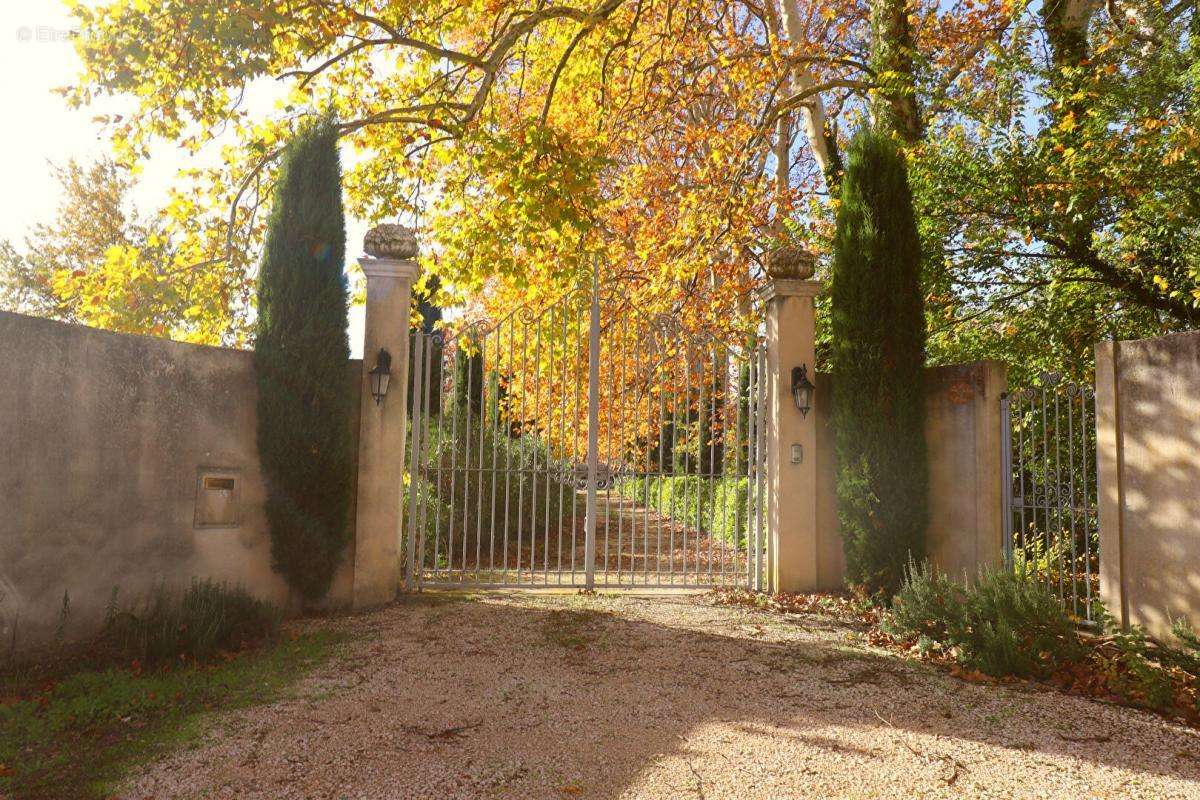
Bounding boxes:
[101,580,280,665]
[614,475,752,547]
[830,128,928,597]
[1009,528,1101,620]
[409,405,574,569]
[1079,613,1199,712]
[954,567,1081,678]
[887,560,1079,678]
[1168,618,1200,673]
[884,557,964,642]
[254,115,355,604]
[1097,622,1177,710]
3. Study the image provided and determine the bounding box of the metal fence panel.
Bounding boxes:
[402,273,768,591]
[1001,373,1100,622]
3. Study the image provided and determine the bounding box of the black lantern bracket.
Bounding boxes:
[791,364,815,418]
[369,348,393,406]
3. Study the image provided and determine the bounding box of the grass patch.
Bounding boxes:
[0,628,346,799]
[399,591,480,608]
[540,609,605,650]
[101,580,282,666]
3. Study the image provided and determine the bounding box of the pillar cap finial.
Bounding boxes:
[364,224,418,260]
[766,245,816,280]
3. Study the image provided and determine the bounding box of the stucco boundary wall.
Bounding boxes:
[1,306,1011,648]
[0,311,361,651]
[1096,329,1200,640]
[812,360,1008,589]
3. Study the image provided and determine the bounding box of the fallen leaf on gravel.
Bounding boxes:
[949,666,993,684]
[402,721,483,740]
[1058,733,1111,743]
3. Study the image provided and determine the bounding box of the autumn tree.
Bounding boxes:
[61,3,905,315]
[48,1,1031,509]
[254,117,354,605]
[64,1,1198,410]
[0,159,130,320]
[912,0,1200,381]
[0,158,252,343]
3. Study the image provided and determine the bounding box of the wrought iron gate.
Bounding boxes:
[1000,373,1100,621]
[402,272,768,591]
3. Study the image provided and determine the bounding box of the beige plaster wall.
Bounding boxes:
[1096,330,1200,640]
[813,360,1007,588]
[0,311,360,649]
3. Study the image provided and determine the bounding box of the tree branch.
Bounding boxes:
[541,24,595,126]
[1042,233,1199,324]
[767,79,873,126]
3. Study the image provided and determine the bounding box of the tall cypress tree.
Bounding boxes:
[254,116,354,605]
[830,128,928,597]
[408,275,444,416]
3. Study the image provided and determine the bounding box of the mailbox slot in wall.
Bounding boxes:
[195,468,241,529]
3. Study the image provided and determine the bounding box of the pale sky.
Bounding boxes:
[0,2,368,356]
[1,3,112,244]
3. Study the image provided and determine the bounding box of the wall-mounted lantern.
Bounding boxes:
[369,348,393,406]
[791,364,815,417]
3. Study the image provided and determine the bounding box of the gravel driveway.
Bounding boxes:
[121,593,1200,799]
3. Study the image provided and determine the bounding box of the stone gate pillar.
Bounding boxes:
[353,225,419,609]
[763,247,822,593]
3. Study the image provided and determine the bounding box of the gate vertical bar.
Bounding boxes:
[1082,386,1096,620]
[752,344,766,592]
[1066,387,1080,617]
[757,343,768,592]
[744,344,756,589]
[487,331,500,577]
[1053,388,1065,603]
[570,307,583,582]
[999,393,1013,565]
[417,334,436,580]
[404,332,426,590]
[583,255,601,590]
[1016,391,1028,557]
[557,304,569,583]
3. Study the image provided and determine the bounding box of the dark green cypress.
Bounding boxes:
[830,128,928,597]
[254,116,354,605]
[454,338,485,415]
[408,275,444,417]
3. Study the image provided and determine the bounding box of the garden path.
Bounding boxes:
[585,492,748,586]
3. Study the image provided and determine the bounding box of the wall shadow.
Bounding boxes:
[1102,331,1200,638]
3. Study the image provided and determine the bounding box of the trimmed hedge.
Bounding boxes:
[615,475,753,547]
